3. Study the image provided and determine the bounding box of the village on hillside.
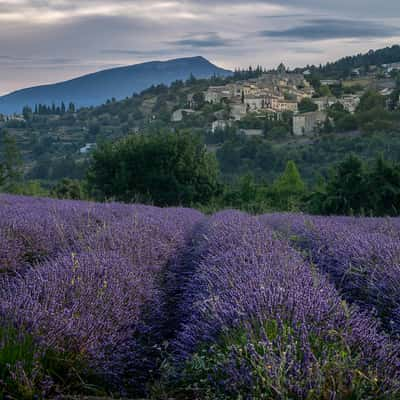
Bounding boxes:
[171,62,400,137]
[1,58,400,182]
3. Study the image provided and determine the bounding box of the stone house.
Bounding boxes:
[230,101,247,121]
[314,97,337,112]
[171,109,195,122]
[242,84,258,96]
[293,111,327,136]
[204,85,237,103]
[204,87,226,103]
[245,96,265,111]
[267,95,283,110]
[276,99,298,113]
[339,95,360,113]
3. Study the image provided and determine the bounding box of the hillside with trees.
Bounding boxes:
[304,45,400,79]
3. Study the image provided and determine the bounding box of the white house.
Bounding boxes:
[240,129,264,137]
[5,114,25,122]
[320,79,340,86]
[80,143,96,154]
[379,88,394,97]
[382,62,400,73]
[211,120,231,133]
[339,95,360,113]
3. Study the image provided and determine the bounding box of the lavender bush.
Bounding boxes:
[0,194,203,395]
[1,195,400,399]
[263,213,400,334]
[165,211,400,399]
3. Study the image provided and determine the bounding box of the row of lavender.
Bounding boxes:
[263,214,400,335]
[0,194,203,396]
[167,211,400,398]
[1,195,400,398]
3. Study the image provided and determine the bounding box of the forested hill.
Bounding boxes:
[307,45,400,78]
[0,56,232,114]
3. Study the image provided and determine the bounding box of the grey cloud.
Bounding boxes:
[1,0,400,94]
[261,19,400,41]
[26,0,76,10]
[0,55,77,65]
[267,0,400,17]
[11,62,124,70]
[1,0,400,18]
[182,0,400,17]
[169,33,232,48]
[101,49,172,56]
[259,13,308,19]
[288,47,324,54]
[0,55,29,60]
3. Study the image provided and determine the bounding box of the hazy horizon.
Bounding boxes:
[1,0,400,95]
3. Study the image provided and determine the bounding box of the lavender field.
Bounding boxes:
[1,194,400,399]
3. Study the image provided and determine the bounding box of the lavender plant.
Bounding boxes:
[1,195,400,399]
[0,194,203,395]
[263,213,400,334]
[165,211,400,399]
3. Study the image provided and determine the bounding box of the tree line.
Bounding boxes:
[2,130,400,216]
[22,102,76,119]
[304,45,400,79]
[86,131,400,216]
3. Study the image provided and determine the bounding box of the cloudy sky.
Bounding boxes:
[1,0,400,95]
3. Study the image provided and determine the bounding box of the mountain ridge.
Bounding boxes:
[0,56,232,114]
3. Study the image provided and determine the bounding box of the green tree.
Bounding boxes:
[307,76,321,91]
[22,106,33,120]
[1,132,23,187]
[357,90,385,112]
[309,155,400,216]
[68,102,76,113]
[272,160,306,210]
[52,178,84,200]
[319,155,368,215]
[298,98,318,113]
[88,131,221,206]
[221,174,271,214]
[10,180,49,197]
[335,114,358,132]
[318,85,333,97]
[192,92,205,110]
[277,63,286,74]
[306,174,328,214]
[366,155,400,216]
[0,163,6,187]
[322,117,334,133]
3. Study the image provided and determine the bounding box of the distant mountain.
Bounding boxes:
[0,56,232,114]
